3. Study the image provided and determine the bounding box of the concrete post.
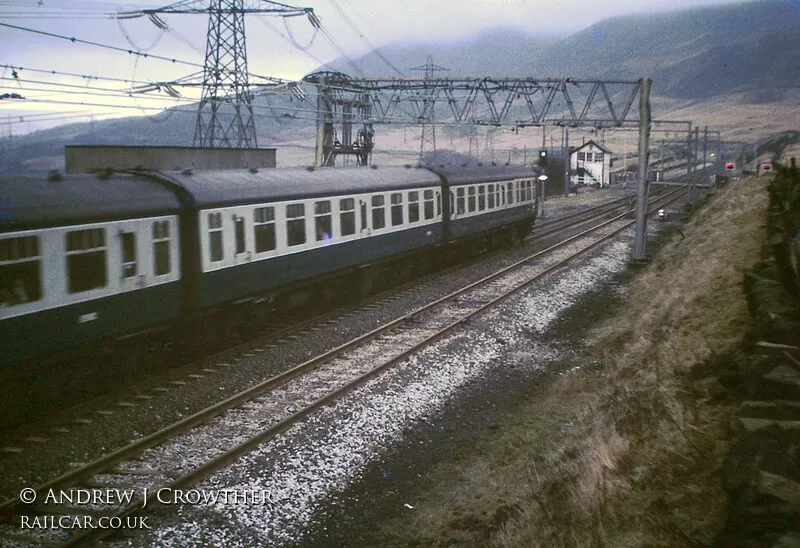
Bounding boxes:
[687,125,694,204]
[564,126,570,194]
[702,125,708,182]
[315,77,327,168]
[633,78,652,260]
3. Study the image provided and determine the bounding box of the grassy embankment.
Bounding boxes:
[373,176,770,546]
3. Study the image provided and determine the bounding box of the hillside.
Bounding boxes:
[332,0,800,98]
[2,0,797,174]
[537,0,800,97]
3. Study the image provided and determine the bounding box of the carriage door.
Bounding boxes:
[359,199,370,236]
[118,221,143,291]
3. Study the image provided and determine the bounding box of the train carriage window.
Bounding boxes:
[153,221,171,275]
[66,228,107,293]
[488,184,495,209]
[360,200,367,231]
[208,212,224,263]
[315,201,332,241]
[254,206,276,253]
[467,187,476,213]
[390,193,403,226]
[153,222,171,274]
[234,217,246,254]
[507,183,514,205]
[0,235,42,306]
[339,199,356,236]
[456,188,465,215]
[478,185,486,211]
[423,189,435,220]
[121,232,136,278]
[286,203,306,246]
[371,195,386,230]
[408,192,420,224]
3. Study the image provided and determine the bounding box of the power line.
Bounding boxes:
[0,77,186,98]
[0,63,198,88]
[0,112,118,126]
[0,22,289,84]
[0,22,202,69]
[2,84,193,103]
[326,0,404,76]
[256,17,327,69]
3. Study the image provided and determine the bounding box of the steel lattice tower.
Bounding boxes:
[411,56,448,161]
[193,0,258,148]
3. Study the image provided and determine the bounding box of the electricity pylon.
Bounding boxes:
[193,0,258,148]
[410,56,448,161]
[133,0,316,148]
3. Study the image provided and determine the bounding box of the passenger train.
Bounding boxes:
[0,164,539,366]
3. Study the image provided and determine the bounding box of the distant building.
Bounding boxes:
[65,145,276,173]
[570,140,612,187]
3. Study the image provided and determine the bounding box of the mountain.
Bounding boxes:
[320,28,560,78]
[3,0,797,173]
[533,0,800,98]
[329,0,799,98]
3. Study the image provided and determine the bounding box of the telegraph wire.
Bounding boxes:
[0,23,290,84]
[0,63,197,88]
[326,0,405,76]
[0,112,118,126]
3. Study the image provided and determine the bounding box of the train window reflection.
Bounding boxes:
[424,189,435,220]
[0,235,42,306]
[339,198,355,236]
[66,228,107,293]
[371,195,385,230]
[208,212,224,262]
[287,203,306,246]
[121,232,136,278]
[408,192,420,223]
[254,206,276,253]
[390,193,403,226]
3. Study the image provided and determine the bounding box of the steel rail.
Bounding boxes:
[1,188,683,546]
[60,186,684,546]
[2,192,636,443]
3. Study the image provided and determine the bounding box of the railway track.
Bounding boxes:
[0,188,683,546]
[1,190,640,445]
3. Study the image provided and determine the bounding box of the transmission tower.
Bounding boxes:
[410,56,448,161]
[193,0,258,148]
[131,0,316,149]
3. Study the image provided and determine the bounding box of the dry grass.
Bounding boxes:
[491,176,770,546]
[362,176,769,547]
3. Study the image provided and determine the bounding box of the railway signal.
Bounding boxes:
[537,149,548,169]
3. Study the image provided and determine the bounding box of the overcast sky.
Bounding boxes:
[0,0,743,132]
